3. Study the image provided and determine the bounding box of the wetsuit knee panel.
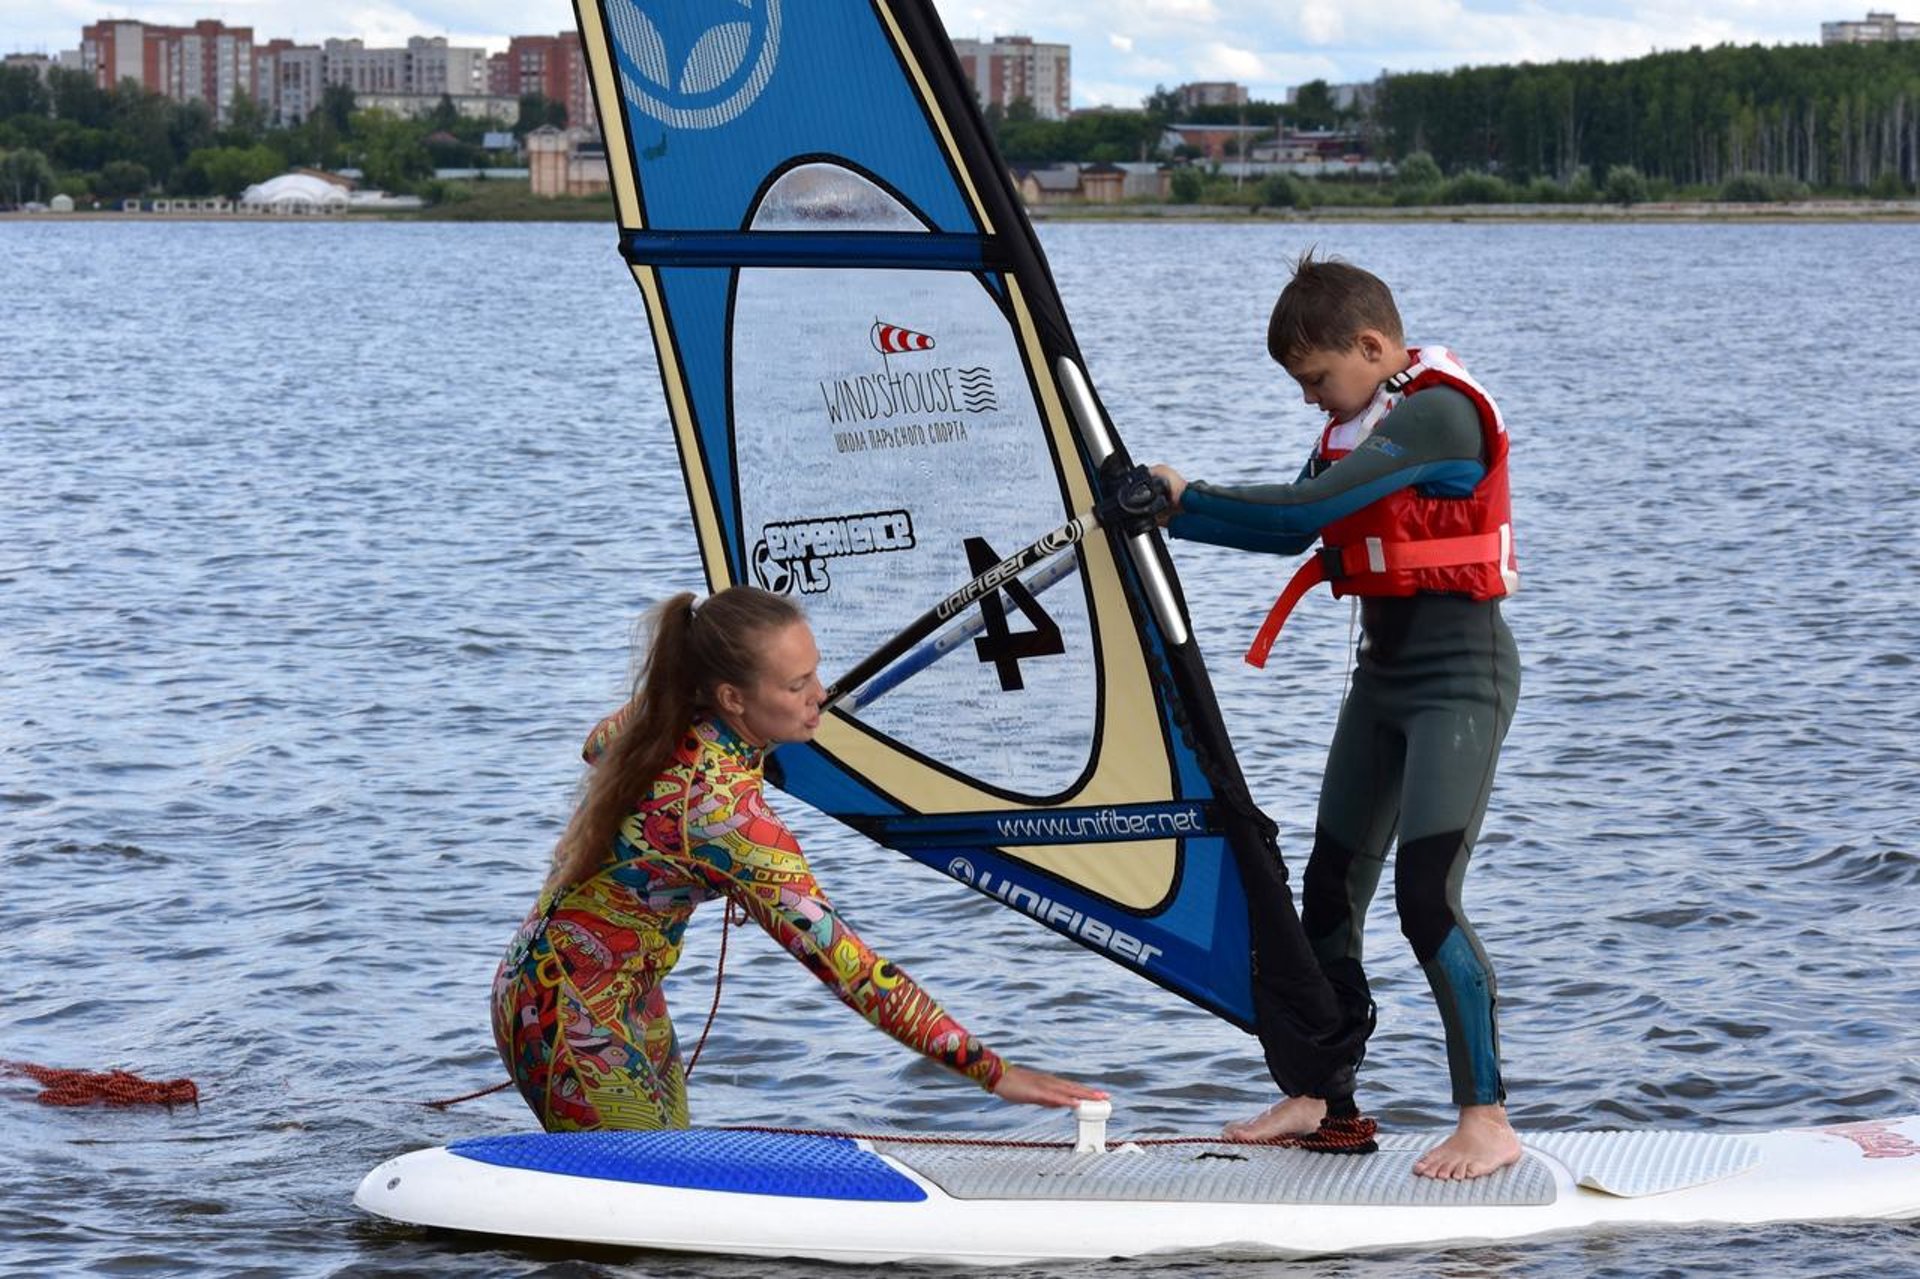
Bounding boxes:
[1393,829,1466,963]
[1301,827,1367,946]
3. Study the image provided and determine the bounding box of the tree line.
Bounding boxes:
[0,64,565,206]
[7,37,1919,208]
[985,40,1918,198]
[1378,39,1920,195]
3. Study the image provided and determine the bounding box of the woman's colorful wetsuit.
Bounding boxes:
[491,715,1004,1131]
[1170,347,1519,1109]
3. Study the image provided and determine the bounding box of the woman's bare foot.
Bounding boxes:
[1223,1094,1326,1142]
[1412,1103,1523,1179]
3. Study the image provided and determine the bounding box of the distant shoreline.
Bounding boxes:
[1028,199,1920,223]
[7,198,1917,225]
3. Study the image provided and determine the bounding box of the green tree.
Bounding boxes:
[101,82,182,182]
[1868,169,1910,198]
[513,93,566,136]
[352,109,432,192]
[1143,84,1183,122]
[47,122,112,173]
[177,143,283,196]
[320,83,357,133]
[1395,150,1442,187]
[1604,163,1648,204]
[220,88,268,147]
[0,64,50,118]
[47,67,110,128]
[427,93,461,133]
[1440,171,1511,203]
[0,147,56,205]
[164,97,217,163]
[1169,167,1203,203]
[95,158,151,202]
[1258,172,1306,209]
[1292,80,1339,129]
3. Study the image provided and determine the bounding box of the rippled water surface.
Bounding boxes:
[3,218,1918,1277]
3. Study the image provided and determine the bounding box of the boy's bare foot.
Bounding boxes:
[1223,1094,1326,1142]
[1412,1103,1523,1179]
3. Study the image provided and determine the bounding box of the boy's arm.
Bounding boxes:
[1172,387,1487,548]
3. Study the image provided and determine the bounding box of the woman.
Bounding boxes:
[492,586,1104,1131]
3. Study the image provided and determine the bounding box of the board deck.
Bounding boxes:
[354,1114,1920,1265]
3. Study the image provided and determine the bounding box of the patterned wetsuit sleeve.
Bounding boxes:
[1173,386,1488,547]
[581,702,635,765]
[684,767,1006,1091]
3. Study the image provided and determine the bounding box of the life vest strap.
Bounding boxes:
[1244,531,1507,669]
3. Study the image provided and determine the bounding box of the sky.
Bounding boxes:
[1,1,1854,107]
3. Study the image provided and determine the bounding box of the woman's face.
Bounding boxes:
[716,619,824,748]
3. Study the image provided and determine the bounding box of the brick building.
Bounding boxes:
[490,35,597,135]
[81,19,255,119]
[951,34,1071,121]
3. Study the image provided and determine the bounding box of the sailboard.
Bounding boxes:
[573,0,1333,1034]
[353,1107,1920,1264]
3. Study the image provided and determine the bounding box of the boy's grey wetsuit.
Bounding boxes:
[1171,382,1519,1107]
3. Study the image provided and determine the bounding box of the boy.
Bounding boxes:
[1153,253,1522,1180]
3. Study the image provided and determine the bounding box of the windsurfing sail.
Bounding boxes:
[572,0,1334,1040]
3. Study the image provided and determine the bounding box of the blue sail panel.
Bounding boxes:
[577,0,1283,1029]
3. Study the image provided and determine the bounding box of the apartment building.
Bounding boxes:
[321,36,486,98]
[951,35,1071,121]
[1822,10,1920,41]
[81,19,254,118]
[253,40,323,124]
[489,34,597,134]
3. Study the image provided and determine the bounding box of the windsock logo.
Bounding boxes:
[871,321,935,354]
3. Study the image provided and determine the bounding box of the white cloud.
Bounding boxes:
[1296,1,1346,46]
[1108,33,1134,53]
[1194,41,1266,81]
[1074,77,1151,108]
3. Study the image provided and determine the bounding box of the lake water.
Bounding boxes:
[2,217,1917,1277]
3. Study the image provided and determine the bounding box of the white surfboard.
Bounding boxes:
[353,1106,1920,1265]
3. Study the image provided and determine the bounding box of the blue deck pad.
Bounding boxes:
[448,1129,928,1202]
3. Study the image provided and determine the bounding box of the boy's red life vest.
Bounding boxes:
[1246,346,1518,668]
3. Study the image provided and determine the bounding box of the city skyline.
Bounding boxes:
[1,1,1881,107]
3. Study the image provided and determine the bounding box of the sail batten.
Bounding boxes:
[578,0,1291,1031]
[620,230,1005,271]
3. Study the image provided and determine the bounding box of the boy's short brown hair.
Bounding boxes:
[1266,252,1405,366]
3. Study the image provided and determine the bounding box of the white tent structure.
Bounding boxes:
[240,173,350,214]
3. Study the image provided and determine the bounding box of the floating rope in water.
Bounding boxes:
[2,1060,199,1108]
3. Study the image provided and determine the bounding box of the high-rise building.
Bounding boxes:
[1822,10,1920,42]
[319,36,485,98]
[81,19,255,118]
[404,36,489,97]
[253,40,324,125]
[951,35,1071,121]
[492,34,596,135]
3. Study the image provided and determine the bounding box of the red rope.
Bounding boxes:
[422,1078,516,1109]
[2,1060,198,1108]
[685,899,746,1080]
